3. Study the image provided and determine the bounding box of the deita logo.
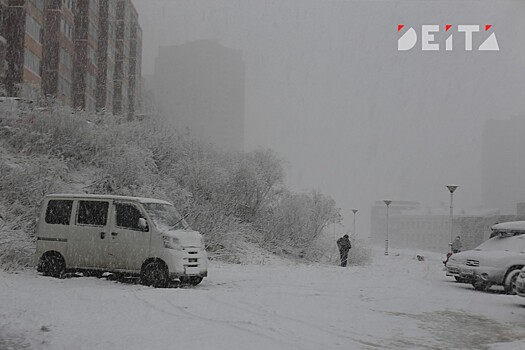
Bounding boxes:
[397,25,499,51]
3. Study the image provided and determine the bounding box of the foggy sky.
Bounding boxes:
[134,0,525,235]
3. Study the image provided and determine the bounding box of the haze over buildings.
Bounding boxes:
[151,39,245,151]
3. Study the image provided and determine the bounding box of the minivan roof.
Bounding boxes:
[491,221,525,232]
[45,194,171,205]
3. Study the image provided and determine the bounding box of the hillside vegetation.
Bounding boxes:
[0,103,348,269]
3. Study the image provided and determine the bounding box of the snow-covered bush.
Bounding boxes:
[0,155,69,269]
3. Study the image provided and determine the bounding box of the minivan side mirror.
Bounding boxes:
[138,218,148,231]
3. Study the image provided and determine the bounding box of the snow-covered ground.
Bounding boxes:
[2,248,525,350]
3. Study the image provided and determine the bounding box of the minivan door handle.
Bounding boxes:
[100,232,106,239]
[111,232,118,236]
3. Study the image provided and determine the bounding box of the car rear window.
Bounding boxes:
[77,201,109,226]
[45,200,73,225]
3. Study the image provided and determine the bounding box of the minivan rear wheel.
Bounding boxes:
[140,261,169,288]
[40,253,65,278]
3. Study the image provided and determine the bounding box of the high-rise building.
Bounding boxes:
[96,0,117,113]
[0,0,8,86]
[2,0,142,117]
[41,0,75,106]
[481,118,525,213]
[153,40,245,151]
[113,0,133,116]
[5,0,45,99]
[72,0,99,112]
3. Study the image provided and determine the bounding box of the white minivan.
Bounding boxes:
[35,194,208,287]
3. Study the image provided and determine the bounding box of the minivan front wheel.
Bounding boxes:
[140,261,169,288]
[39,253,65,278]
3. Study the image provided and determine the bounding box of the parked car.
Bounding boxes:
[445,221,525,293]
[35,194,208,287]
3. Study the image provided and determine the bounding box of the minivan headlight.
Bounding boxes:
[162,236,181,250]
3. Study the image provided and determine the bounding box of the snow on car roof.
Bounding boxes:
[45,194,172,205]
[491,221,525,232]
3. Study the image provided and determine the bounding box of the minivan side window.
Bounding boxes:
[77,201,109,226]
[115,203,146,231]
[45,200,73,225]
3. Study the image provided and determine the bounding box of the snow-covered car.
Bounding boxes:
[446,221,525,293]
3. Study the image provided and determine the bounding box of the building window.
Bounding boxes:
[25,15,42,43]
[58,75,71,97]
[62,0,74,11]
[24,49,41,76]
[60,19,73,40]
[89,0,99,14]
[87,46,96,66]
[59,48,73,69]
[29,0,44,11]
[88,20,98,40]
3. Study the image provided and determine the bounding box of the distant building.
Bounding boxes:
[370,200,516,253]
[482,118,525,213]
[153,40,245,151]
[3,0,142,116]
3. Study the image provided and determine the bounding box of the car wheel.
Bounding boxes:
[504,269,521,295]
[39,253,65,278]
[472,281,492,292]
[140,261,169,288]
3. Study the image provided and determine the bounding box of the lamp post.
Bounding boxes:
[446,185,458,253]
[384,200,392,256]
[352,209,358,236]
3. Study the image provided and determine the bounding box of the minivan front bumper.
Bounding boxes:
[162,247,208,278]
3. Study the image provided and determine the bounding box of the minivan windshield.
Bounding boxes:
[143,203,189,231]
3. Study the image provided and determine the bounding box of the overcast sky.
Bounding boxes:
[134,0,525,234]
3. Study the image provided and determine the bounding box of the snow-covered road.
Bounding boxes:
[2,249,525,350]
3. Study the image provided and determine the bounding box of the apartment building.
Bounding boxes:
[41,0,74,105]
[0,0,8,85]
[5,0,45,99]
[2,0,142,117]
[96,0,116,113]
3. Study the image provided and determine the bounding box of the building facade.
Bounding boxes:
[3,0,141,117]
[41,0,74,105]
[370,200,519,253]
[5,0,45,99]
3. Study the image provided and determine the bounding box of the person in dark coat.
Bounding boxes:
[336,234,352,267]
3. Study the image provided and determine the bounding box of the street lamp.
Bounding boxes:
[384,200,392,256]
[445,185,458,253]
[351,209,358,236]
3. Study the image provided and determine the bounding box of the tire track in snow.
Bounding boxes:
[129,289,303,350]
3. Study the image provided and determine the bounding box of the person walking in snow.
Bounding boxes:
[451,236,462,253]
[337,234,352,267]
